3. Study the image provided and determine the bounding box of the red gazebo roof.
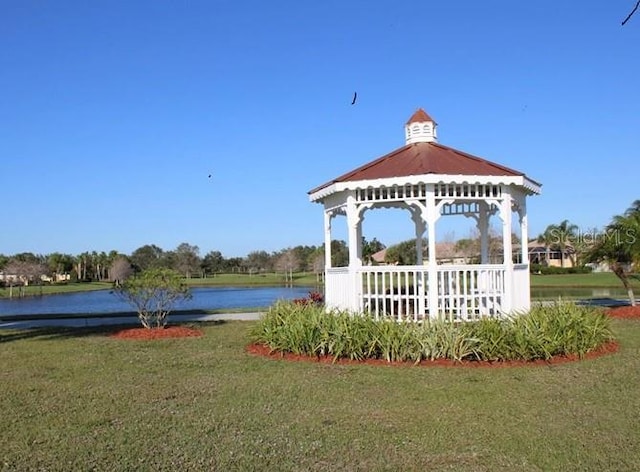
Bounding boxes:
[406,108,435,124]
[309,141,537,195]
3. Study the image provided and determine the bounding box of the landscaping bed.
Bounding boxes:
[607,305,640,319]
[109,326,203,340]
[250,301,615,364]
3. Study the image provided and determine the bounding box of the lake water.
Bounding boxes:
[0,286,630,318]
[0,286,313,317]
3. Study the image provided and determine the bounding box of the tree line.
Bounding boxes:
[0,241,356,287]
[2,199,638,302]
[0,237,392,287]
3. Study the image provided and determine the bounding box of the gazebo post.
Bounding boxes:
[411,209,427,314]
[500,189,514,312]
[518,196,529,264]
[346,192,362,268]
[515,192,531,312]
[346,192,363,312]
[426,187,438,318]
[411,210,426,265]
[478,201,490,264]
[323,210,332,269]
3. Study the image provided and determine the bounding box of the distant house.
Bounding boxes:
[370,242,470,266]
[0,272,21,284]
[527,240,575,268]
[370,248,387,264]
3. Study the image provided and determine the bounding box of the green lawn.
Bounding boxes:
[0,273,320,299]
[530,271,640,288]
[0,281,113,298]
[1,319,639,471]
[185,272,321,287]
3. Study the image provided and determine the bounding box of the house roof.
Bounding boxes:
[309,141,538,195]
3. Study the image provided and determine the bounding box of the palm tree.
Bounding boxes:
[538,220,579,267]
[553,219,579,267]
[536,227,555,266]
[587,200,640,306]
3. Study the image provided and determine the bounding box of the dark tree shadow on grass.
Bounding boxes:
[0,318,226,344]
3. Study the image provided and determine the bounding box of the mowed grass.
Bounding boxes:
[186,272,321,287]
[0,282,113,298]
[530,271,640,288]
[0,273,320,299]
[1,320,639,471]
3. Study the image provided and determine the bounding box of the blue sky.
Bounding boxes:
[2,0,639,257]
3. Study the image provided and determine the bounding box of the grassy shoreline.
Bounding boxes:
[0,273,320,299]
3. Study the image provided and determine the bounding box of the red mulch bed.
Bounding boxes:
[246,341,619,368]
[109,326,203,340]
[606,305,640,319]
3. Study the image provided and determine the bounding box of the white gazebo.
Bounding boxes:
[308,109,541,321]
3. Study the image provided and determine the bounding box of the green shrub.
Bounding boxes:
[114,268,191,329]
[250,301,614,363]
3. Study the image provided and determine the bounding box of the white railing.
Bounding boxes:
[326,264,510,321]
[437,265,504,321]
[511,264,531,312]
[325,267,355,311]
[360,265,427,322]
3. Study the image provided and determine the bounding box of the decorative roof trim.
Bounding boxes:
[309,175,541,202]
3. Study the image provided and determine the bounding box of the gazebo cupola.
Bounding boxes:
[405,108,437,144]
[309,108,541,321]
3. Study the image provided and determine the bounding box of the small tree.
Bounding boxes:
[114,268,191,329]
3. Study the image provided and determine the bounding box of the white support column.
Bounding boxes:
[500,187,514,313]
[346,193,362,268]
[411,208,427,315]
[346,192,362,312]
[519,197,529,264]
[356,216,363,263]
[412,211,426,264]
[516,192,531,312]
[425,185,439,318]
[478,201,490,264]
[324,210,332,269]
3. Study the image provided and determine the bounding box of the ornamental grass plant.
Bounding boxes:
[250,301,614,363]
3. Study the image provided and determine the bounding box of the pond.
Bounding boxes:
[0,286,314,317]
[0,285,630,318]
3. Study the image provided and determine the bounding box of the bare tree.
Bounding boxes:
[275,249,300,285]
[109,257,134,286]
[311,250,325,283]
[2,260,48,297]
